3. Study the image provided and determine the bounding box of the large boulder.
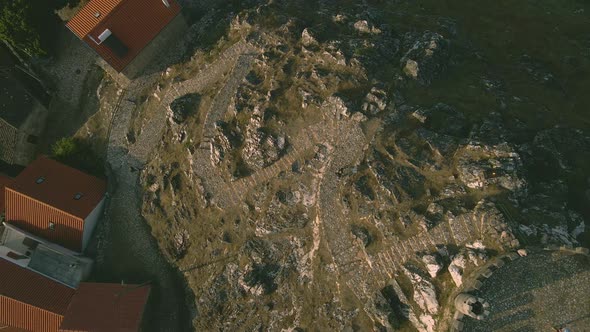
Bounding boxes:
[241,111,287,171]
[168,93,201,124]
[448,254,466,287]
[402,268,439,332]
[404,268,439,315]
[421,254,443,278]
[361,87,389,115]
[169,229,190,259]
[353,20,381,34]
[448,245,489,287]
[301,28,318,47]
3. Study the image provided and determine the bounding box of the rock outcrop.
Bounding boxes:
[448,245,488,287]
[401,31,450,85]
[421,254,443,278]
[131,3,590,332]
[455,142,526,192]
[241,109,287,171]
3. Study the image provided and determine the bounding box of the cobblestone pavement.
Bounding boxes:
[462,250,590,331]
[102,74,190,330]
[39,29,98,107]
[132,41,258,164]
[315,113,378,305]
[101,40,262,332]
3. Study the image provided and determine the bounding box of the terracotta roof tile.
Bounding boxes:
[59,283,151,332]
[66,0,124,39]
[0,258,75,314]
[7,156,106,220]
[66,0,181,72]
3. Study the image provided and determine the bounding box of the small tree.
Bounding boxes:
[52,137,78,159]
[0,0,77,57]
[51,137,105,177]
[0,0,45,56]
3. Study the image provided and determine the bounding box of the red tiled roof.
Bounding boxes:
[59,283,151,332]
[66,0,181,72]
[7,156,106,220]
[0,175,12,213]
[0,258,75,315]
[66,0,124,39]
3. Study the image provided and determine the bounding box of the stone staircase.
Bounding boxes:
[198,109,339,208]
[202,53,258,139]
[371,213,486,283]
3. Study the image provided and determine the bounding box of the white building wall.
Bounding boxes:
[82,196,105,251]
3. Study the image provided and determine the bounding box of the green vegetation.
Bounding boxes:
[51,136,105,177]
[0,0,78,57]
[0,0,44,56]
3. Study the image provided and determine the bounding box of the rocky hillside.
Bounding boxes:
[134,0,590,330]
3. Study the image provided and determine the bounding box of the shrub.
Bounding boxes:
[52,137,78,158]
[51,137,104,177]
[0,0,45,56]
[0,0,78,57]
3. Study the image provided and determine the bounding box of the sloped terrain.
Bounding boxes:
[111,0,590,330]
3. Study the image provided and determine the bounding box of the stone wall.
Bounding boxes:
[12,100,48,166]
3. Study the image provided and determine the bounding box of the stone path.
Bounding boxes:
[107,33,502,328]
[103,88,189,330]
[199,118,336,208]
[102,40,261,331]
[190,47,260,208]
[130,41,257,164]
[372,212,485,281]
[310,112,494,320]
[200,54,258,139]
[187,44,344,209]
[316,114,378,303]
